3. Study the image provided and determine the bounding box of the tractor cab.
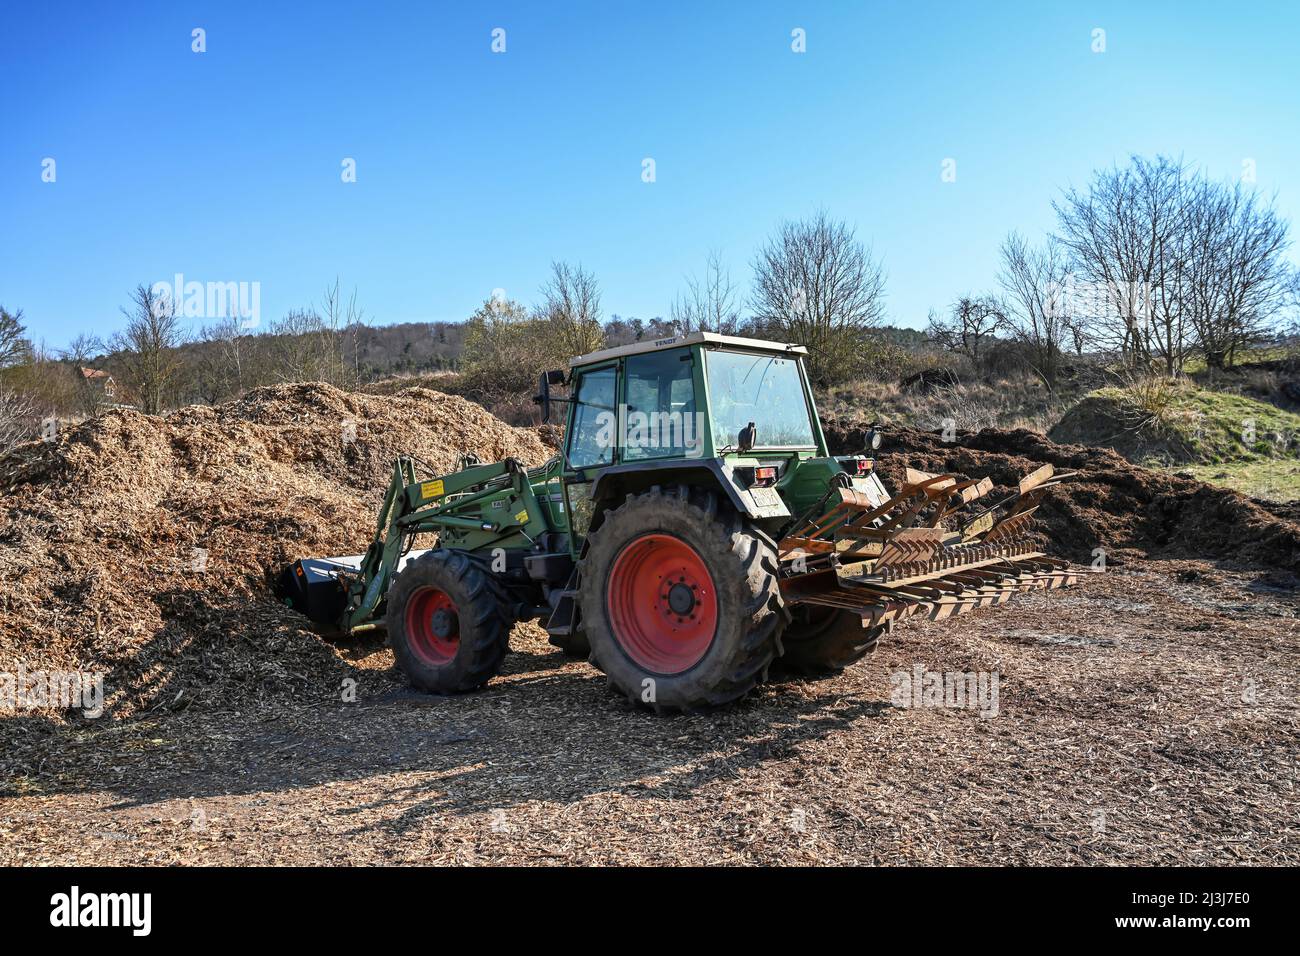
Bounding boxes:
[544,331,825,465]
[538,332,853,544]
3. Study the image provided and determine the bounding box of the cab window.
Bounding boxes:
[566,366,616,469]
[705,350,816,449]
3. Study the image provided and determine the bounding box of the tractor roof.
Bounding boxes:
[568,331,807,368]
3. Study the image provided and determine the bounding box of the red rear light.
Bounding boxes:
[751,466,778,487]
[856,459,872,474]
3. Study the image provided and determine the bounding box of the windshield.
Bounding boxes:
[705,350,816,450]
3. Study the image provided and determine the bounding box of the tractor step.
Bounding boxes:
[545,588,579,638]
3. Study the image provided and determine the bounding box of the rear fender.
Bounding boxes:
[585,459,790,533]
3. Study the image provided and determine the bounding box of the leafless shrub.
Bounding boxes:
[670,250,743,334]
[999,233,1076,391]
[925,295,1008,367]
[111,285,186,414]
[460,296,555,408]
[535,261,604,358]
[0,306,32,371]
[751,211,887,385]
[0,388,37,455]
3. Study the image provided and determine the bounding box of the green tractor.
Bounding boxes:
[278,332,1075,710]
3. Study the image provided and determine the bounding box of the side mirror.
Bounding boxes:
[533,369,566,423]
[738,421,756,452]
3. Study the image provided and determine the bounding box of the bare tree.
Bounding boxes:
[321,277,366,383]
[197,315,252,401]
[0,388,37,454]
[270,308,339,384]
[750,211,887,384]
[113,285,185,414]
[0,306,32,370]
[1183,179,1293,370]
[1053,154,1296,374]
[536,261,604,358]
[670,250,743,334]
[999,233,1074,390]
[1054,155,1190,372]
[925,295,1008,365]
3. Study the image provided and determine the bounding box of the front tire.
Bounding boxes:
[580,485,785,711]
[387,549,512,693]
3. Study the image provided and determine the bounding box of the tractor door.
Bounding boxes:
[562,362,618,547]
[621,348,701,461]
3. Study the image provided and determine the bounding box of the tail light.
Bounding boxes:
[753,466,778,487]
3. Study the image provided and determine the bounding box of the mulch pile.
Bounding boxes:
[824,418,1300,578]
[0,384,550,720]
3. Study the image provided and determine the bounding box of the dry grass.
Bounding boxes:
[820,375,1072,434]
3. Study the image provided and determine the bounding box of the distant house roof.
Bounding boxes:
[80,367,111,380]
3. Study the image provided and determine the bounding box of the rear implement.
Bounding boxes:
[778,463,1077,627]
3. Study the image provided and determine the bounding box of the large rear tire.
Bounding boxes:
[774,606,886,677]
[387,549,512,693]
[580,485,785,711]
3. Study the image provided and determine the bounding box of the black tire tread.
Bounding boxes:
[387,549,513,693]
[774,607,886,677]
[581,484,786,711]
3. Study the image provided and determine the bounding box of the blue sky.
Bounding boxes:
[3,1,1298,349]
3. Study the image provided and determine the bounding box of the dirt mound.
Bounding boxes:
[1048,394,1193,463]
[823,418,1300,578]
[0,383,551,721]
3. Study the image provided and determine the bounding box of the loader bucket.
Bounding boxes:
[777,463,1079,626]
[274,549,435,633]
[274,556,361,630]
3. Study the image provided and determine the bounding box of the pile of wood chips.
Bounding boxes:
[0,383,550,721]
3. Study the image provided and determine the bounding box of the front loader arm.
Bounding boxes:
[340,456,550,632]
[345,457,417,630]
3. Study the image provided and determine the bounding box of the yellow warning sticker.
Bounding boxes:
[420,479,445,500]
[514,509,529,524]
